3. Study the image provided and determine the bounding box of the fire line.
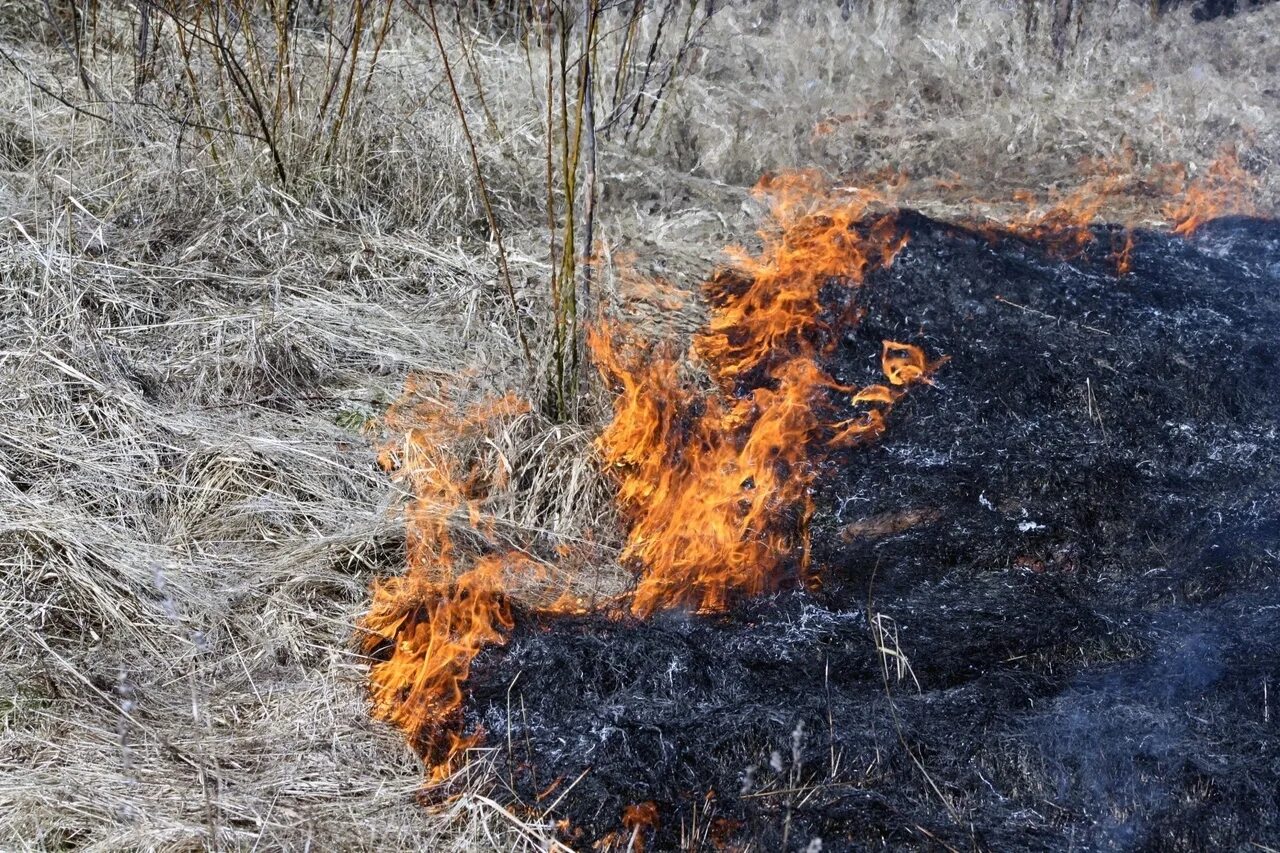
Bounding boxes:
[360,151,1257,793]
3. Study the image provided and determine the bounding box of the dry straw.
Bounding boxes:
[0,0,1276,848]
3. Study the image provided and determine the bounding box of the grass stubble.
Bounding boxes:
[0,1,1277,849]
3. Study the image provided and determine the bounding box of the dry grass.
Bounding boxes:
[1,1,1277,849]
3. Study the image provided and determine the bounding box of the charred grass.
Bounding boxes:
[1,0,1279,849]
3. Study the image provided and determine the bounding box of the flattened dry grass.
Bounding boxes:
[1,1,1276,849]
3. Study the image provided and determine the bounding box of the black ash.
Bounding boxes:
[465,213,1280,851]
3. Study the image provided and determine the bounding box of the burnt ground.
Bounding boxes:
[463,213,1280,851]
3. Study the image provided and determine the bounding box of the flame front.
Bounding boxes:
[595,173,938,618]
[359,150,1257,793]
[360,385,530,782]
[1165,148,1258,236]
[361,175,940,782]
[969,147,1258,269]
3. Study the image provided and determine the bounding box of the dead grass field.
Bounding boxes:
[1,1,1277,849]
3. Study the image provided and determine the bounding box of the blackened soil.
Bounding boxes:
[464,214,1280,852]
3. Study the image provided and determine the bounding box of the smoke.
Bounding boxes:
[1034,570,1279,850]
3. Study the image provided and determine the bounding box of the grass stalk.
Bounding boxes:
[425,0,535,375]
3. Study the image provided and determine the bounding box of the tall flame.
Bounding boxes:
[360,384,531,782]
[594,172,939,618]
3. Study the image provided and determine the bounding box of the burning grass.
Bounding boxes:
[967,146,1260,267]
[461,203,1280,851]
[362,388,531,782]
[596,176,940,618]
[364,143,1262,802]
[3,0,1279,849]
[362,176,942,780]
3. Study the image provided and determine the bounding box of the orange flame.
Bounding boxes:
[621,801,659,850]
[360,385,531,782]
[594,173,940,618]
[1165,148,1258,237]
[962,146,1258,274]
[361,148,1261,794]
[362,173,943,785]
[988,151,1147,258]
[362,555,521,782]
[1115,230,1136,276]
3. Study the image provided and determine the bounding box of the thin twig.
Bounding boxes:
[994,294,1111,335]
[425,0,534,375]
[578,0,600,401]
[0,43,109,122]
[41,0,104,100]
[866,561,962,824]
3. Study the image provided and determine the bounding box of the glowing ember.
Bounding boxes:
[621,801,659,848]
[1116,230,1136,276]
